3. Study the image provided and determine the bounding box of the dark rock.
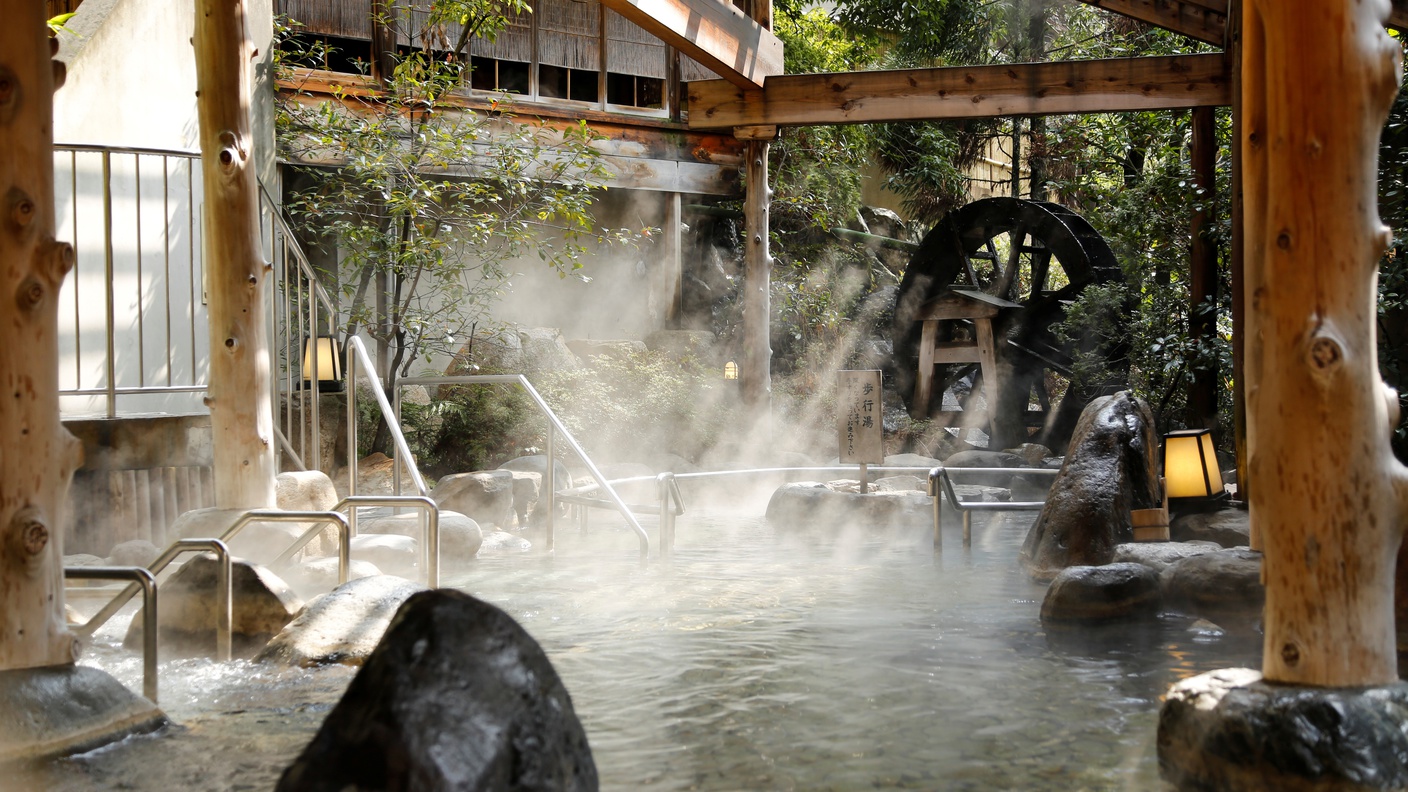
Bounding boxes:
[434,470,515,528]
[256,575,427,668]
[1170,507,1251,547]
[1158,668,1408,792]
[507,471,542,527]
[275,589,597,792]
[1020,392,1162,581]
[1161,547,1264,619]
[1002,443,1054,467]
[1040,563,1162,623]
[1112,541,1221,574]
[124,554,303,658]
[942,450,1029,487]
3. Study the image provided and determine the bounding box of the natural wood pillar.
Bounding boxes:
[0,2,81,670]
[655,192,682,326]
[1187,105,1218,429]
[740,131,773,410]
[1244,0,1408,686]
[1227,0,1249,510]
[195,0,277,510]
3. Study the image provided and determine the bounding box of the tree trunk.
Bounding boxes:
[196,0,277,510]
[1187,105,1218,430]
[1244,0,1408,686]
[0,4,82,670]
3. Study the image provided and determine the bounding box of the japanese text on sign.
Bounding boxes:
[838,370,883,464]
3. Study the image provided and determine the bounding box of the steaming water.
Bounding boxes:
[18,507,1260,791]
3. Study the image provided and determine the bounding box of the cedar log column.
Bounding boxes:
[1245,0,1408,686]
[195,0,277,510]
[0,3,81,670]
[740,133,774,411]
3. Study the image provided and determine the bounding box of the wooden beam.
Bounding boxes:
[686,53,1230,129]
[1073,0,1226,45]
[1391,0,1408,30]
[598,0,783,90]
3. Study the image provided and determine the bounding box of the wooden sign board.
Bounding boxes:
[838,370,883,464]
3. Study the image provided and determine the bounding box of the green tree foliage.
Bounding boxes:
[276,18,640,398]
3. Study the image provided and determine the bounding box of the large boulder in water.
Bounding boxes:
[434,470,515,528]
[275,589,597,792]
[256,575,426,667]
[1020,392,1161,581]
[1040,562,1162,624]
[124,554,304,658]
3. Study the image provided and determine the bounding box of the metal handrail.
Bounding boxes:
[345,336,431,497]
[926,466,1057,549]
[64,566,158,702]
[70,539,232,663]
[333,495,441,587]
[394,373,651,560]
[222,510,351,587]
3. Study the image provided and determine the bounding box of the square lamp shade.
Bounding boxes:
[302,336,344,392]
[1163,428,1224,499]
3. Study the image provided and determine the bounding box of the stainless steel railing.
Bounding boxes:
[926,466,1057,549]
[70,538,233,663]
[392,373,651,560]
[64,566,159,702]
[54,144,208,418]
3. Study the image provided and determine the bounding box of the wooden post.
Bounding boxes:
[1227,0,1249,509]
[195,0,277,510]
[0,2,81,670]
[1188,105,1218,429]
[739,129,774,412]
[1244,0,1408,686]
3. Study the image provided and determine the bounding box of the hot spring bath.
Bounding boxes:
[18,505,1260,790]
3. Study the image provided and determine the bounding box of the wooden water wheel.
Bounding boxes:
[890,197,1129,452]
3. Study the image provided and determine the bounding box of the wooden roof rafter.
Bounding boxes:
[598,0,784,89]
[686,52,1230,129]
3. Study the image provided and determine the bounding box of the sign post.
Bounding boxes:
[838,370,884,493]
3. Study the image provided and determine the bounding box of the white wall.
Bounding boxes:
[51,0,276,417]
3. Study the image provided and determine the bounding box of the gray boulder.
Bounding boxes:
[518,327,581,374]
[361,510,483,562]
[1040,562,1162,623]
[765,481,933,529]
[499,454,573,491]
[275,589,597,792]
[106,539,159,568]
[480,530,533,554]
[434,470,515,528]
[1171,507,1251,547]
[1020,392,1162,581]
[349,534,418,577]
[508,471,542,528]
[281,558,383,596]
[1112,541,1221,574]
[874,475,923,492]
[124,553,304,658]
[276,470,343,558]
[1161,547,1264,619]
[256,575,427,668]
[1003,443,1054,467]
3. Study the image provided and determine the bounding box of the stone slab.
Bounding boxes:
[0,665,165,764]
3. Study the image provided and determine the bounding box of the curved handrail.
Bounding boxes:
[69,539,233,662]
[65,566,159,702]
[345,336,431,497]
[222,510,352,587]
[334,495,441,587]
[395,373,651,560]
